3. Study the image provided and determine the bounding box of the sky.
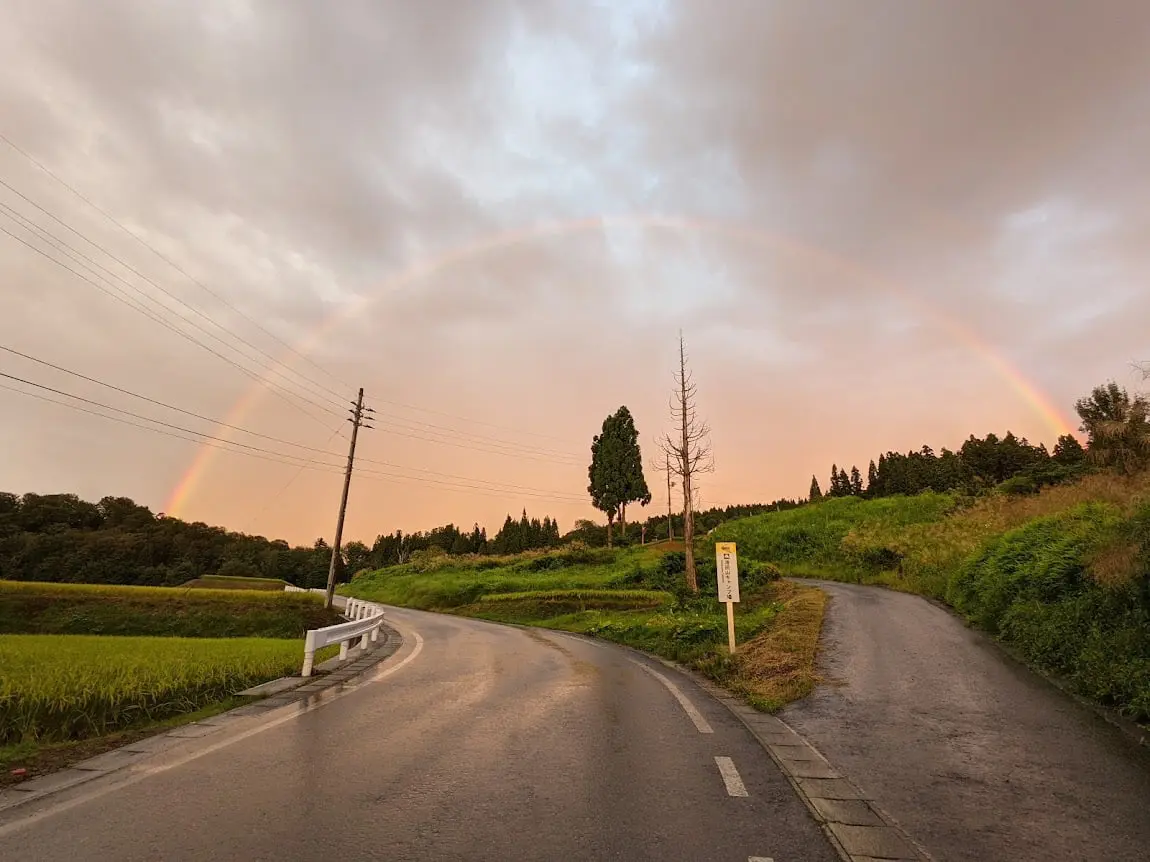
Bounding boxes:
[1,0,1148,546]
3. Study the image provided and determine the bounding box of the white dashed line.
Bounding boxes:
[715,756,749,797]
[633,662,714,733]
[748,857,774,861]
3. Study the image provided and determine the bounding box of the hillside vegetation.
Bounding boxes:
[710,472,1150,721]
[347,543,826,713]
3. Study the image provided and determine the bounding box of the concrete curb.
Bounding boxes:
[0,623,402,813]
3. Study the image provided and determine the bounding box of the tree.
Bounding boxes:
[660,334,713,592]
[1076,382,1150,474]
[588,406,652,545]
[808,475,823,502]
[866,460,878,495]
[1052,434,1086,466]
[849,465,864,496]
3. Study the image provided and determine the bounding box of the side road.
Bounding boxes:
[782,580,1150,862]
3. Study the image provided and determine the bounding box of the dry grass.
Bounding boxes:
[1088,538,1143,587]
[724,581,828,711]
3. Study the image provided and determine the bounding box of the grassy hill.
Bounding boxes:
[709,472,1150,722]
[346,543,827,713]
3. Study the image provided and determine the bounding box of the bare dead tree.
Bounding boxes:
[660,333,713,591]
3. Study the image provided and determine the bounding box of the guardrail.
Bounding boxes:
[300,596,386,677]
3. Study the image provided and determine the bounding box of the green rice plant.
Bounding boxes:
[0,580,341,638]
[0,635,313,744]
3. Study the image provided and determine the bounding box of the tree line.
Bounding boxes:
[2,379,1142,589]
[806,381,1147,502]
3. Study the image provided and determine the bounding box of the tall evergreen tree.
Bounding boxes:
[589,406,652,545]
[866,460,878,495]
[1052,434,1086,466]
[849,465,863,496]
[808,475,823,502]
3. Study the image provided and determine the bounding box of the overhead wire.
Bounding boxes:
[0,191,349,413]
[0,131,583,454]
[0,369,587,502]
[0,344,584,479]
[0,217,345,429]
[0,130,353,396]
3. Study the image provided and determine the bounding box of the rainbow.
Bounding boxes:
[164,213,1076,517]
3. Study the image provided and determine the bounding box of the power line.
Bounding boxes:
[0,133,591,458]
[0,372,587,502]
[0,187,350,411]
[0,206,586,460]
[0,218,344,428]
[367,409,581,459]
[0,132,582,451]
[0,130,352,395]
[0,343,583,491]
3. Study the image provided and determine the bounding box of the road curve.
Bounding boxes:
[4,608,838,861]
[782,580,1150,862]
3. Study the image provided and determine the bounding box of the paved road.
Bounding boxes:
[2,608,838,862]
[782,580,1150,862]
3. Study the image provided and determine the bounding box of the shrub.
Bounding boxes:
[947,502,1150,721]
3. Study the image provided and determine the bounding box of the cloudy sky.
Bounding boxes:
[1,0,1148,545]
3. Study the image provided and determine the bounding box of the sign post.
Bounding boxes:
[715,541,740,653]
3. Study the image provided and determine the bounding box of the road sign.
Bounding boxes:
[715,541,739,654]
[715,542,740,603]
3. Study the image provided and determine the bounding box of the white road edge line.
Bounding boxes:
[715,756,749,797]
[0,628,425,835]
[634,662,713,733]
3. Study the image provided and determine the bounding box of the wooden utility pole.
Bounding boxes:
[324,388,373,609]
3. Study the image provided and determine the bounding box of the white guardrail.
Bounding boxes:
[284,586,386,677]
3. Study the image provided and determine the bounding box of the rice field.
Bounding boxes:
[0,634,315,744]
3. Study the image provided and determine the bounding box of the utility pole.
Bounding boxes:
[324,388,374,609]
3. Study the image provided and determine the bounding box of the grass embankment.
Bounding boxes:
[347,544,827,713]
[711,472,1150,722]
[0,580,342,637]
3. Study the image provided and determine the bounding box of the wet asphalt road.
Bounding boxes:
[782,580,1150,862]
[3,608,838,862]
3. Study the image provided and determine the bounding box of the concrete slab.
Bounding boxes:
[769,743,820,761]
[163,723,220,739]
[121,734,184,754]
[7,768,95,796]
[72,749,148,772]
[776,757,840,779]
[809,797,887,827]
[238,676,308,697]
[796,777,867,800]
[827,823,917,860]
